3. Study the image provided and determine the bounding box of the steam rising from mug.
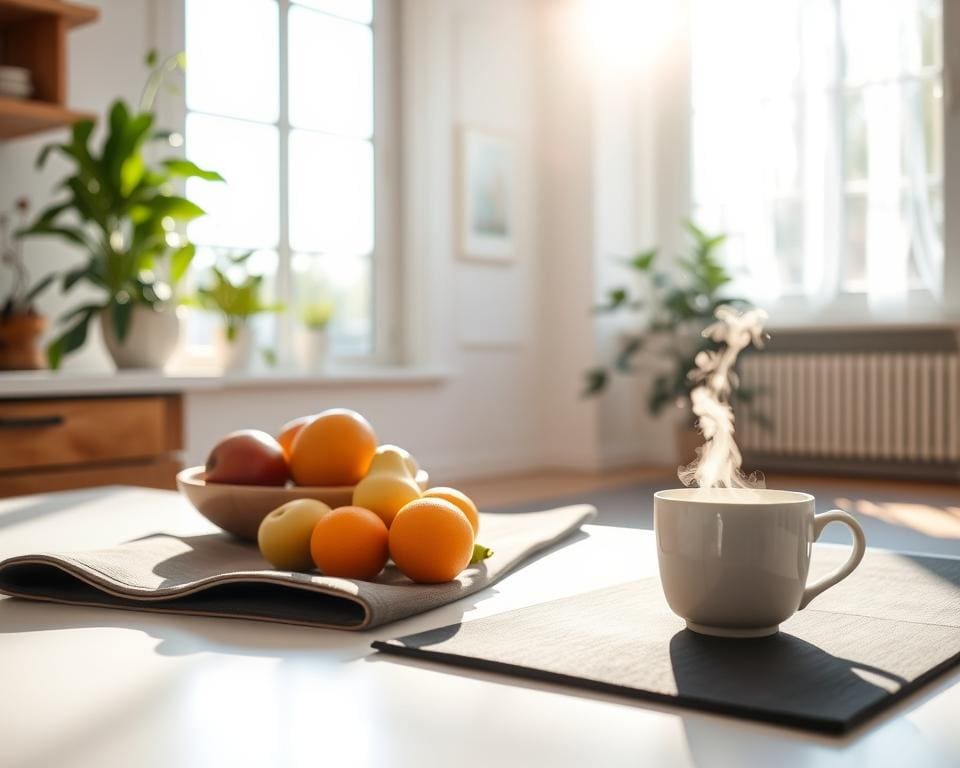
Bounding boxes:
[678,305,768,490]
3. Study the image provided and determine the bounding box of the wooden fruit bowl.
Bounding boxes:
[176,465,430,541]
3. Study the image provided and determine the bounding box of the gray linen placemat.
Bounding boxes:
[374,548,960,733]
[0,505,595,630]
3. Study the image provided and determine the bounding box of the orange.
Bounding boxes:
[277,414,316,461]
[421,487,480,536]
[289,408,378,486]
[389,498,475,584]
[310,506,389,580]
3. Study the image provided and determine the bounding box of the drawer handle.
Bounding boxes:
[0,415,65,429]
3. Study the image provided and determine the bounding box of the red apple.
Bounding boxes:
[205,429,289,486]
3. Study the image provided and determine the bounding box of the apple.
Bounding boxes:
[258,499,331,570]
[205,429,289,486]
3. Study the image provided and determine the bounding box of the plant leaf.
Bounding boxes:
[615,336,644,373]
[47,308,95,369]
[35,141,64,169]
[23,273,56,303]
[25,224,94,252]
[61,301,104,323]
[594,287,629,313]
[111,300,133,342]
[62,264,97,292]
[627,248,657,271]
[162,159,224,182]
[170,243,196,287]
[582,368,608,397]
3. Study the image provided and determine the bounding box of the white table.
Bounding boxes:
[0,487,958,768]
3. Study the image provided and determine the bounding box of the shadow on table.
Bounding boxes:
[668,629,907,732]
[367,636,954,761]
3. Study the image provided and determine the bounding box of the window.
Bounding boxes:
[183,0,379,362]
[690,0,943,303]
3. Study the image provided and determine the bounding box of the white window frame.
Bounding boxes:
[673,0,960,328]
[151,0,401,369]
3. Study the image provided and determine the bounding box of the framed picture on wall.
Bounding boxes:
[460,129,515,262]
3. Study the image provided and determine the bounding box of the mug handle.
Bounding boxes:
[799,510,866,610]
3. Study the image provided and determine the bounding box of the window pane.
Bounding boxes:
[773,198,804,287]
[845,90,868,183]
[844,193,867,289]
[289,131,373,254]
[186,0,278,122]
[292,252,372,354]
[919,0,942,68]
[289,6,373,136]
[292,0,372,24]
[186,113,279,249]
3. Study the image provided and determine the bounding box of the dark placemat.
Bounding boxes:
[373,548,960,733]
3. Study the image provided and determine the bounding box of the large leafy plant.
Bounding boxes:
[19,53,222,368]
[585,220,765,425]
[192,252,283,342]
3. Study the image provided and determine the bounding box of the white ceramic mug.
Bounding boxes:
[653,488,866,638]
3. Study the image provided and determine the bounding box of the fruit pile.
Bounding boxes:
[204,408,491,584]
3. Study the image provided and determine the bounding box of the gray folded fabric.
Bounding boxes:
[0,505,595,630]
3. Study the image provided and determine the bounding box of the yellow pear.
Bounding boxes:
[353,447,422,527]
[375,443,419,478]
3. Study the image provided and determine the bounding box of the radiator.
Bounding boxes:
[737,326,960,480]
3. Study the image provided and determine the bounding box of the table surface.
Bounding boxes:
[1,487,958,768]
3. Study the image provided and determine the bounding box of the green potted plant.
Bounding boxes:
[0,198,55,370]
[190,252,283,373]
[18,52,222,370]
[584,220,766,461]
[296,299,335,372]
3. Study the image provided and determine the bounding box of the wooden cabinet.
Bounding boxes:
[0,394,183,496]
[0,0,98,139]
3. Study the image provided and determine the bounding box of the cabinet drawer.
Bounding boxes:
[0,396,182,471]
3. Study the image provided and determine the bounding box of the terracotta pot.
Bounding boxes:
[0,312,47,370]
[100,305,180,370]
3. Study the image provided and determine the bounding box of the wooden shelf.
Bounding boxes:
[0,0,97,30]
[0,0,98,139]
[0,95,94,139]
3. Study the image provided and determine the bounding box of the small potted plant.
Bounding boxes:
[583,220,768,462]
[18,51,222,370]
[191,252,283,373]
[297,299,334,372]
[0,198,54,370]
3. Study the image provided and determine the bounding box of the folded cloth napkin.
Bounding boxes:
[0,505,595,630]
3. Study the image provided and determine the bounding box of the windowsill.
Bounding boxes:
[0,366,451,399]
[759,290,960,332]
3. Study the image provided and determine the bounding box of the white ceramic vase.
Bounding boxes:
[219,324,255,374]
[297,328,330,372]
[100,305,180,370]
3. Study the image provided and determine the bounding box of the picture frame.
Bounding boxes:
[459,128,515,262]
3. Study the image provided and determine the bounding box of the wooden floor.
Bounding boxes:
[451,465,960,542]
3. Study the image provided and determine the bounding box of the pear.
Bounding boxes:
[353,447,422,527]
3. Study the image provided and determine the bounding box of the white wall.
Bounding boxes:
[0,0,677,479]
